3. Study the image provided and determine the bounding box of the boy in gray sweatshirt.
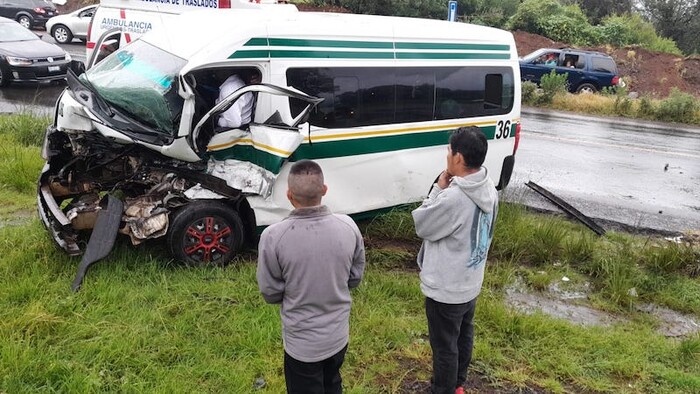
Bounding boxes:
[412,126,498,394]
[257,160,365,394]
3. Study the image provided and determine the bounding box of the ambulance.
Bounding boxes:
[85,0,290,68]
[38,8,521,287]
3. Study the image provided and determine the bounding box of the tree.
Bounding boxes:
[564,0,633,23]
[638,0,700,53]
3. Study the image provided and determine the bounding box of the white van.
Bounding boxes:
[85,0,290,68]
[39,9,521,283]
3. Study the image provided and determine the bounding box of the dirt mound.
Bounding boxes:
[513,30,700,98]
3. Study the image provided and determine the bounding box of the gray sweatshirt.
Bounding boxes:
[256,205,365,362]
[412,168,498,304]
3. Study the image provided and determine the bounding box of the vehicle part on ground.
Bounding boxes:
[51,24,73,44]
[167,201,245,266]
[71,195,123,292]
[525,181,606,236]
[576,83,597,94]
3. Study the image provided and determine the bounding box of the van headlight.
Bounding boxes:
[6,56,33,66]
[65,52,72,62]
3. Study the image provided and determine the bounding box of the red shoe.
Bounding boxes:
[455,387,465,394]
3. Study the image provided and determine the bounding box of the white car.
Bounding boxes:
[45,5,95,44]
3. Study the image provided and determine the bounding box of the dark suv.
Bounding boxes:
[0,0,57,29]
[520,48,622,93]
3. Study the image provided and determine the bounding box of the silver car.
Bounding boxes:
[45,5,95,44]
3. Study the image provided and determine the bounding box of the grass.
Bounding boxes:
[1,113,699,392]
[540,91,700,125]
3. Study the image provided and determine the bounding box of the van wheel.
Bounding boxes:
[52,25,73,44]
[167,201,245,266]
[576,83,597,94]
[17,15,32,29]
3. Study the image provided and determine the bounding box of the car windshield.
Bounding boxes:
[80,40,186,135]
[29,0,53,7]
[0,22,40,42]
[521,49,546,62]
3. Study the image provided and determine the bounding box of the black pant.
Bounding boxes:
[425,297,477,394]
[284,345,347,394]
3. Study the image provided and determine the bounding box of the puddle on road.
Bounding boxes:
[505,278,700,337]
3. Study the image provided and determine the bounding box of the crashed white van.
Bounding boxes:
[38,8,521,288]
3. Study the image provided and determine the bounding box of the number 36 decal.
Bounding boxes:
[495,120,512,139]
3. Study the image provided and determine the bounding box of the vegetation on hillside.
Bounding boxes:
[305,0,692,55]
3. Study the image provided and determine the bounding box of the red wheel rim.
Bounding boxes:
[183,216,233,263]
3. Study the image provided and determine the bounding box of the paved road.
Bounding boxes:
[508,108,700,234]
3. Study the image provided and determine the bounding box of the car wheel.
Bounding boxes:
[0,64,10,88]
[167,201,245,266]
[17,15,32,29]
[576,83,597,94]
[52,25,73,44]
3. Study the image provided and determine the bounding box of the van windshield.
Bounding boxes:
[80,41,185,135]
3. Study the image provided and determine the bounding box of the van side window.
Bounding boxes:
[287,66,514,128]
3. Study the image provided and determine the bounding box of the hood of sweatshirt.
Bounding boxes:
[451,167,498,213]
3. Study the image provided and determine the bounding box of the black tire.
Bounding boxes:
[0,64,10,87]
[576,83,597,94]
[51,25,73,44]
[17,15,32,29]
[167,201,245,266]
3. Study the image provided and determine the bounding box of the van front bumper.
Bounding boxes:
[37,162,81,256]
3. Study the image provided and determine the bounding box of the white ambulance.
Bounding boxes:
[39,9,521,282]
[85,0,290,68]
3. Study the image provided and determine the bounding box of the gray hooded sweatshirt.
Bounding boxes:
[412,168,498,304]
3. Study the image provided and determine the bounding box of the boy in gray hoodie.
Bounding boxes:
[412,126,498,394]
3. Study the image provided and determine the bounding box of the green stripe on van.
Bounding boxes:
[206,123,514,173]
[266,38,394,49]
[395,42,510,51]
[396,52,510,60]
[230,50,395,59]
[229,50,509,60]
[243,38,510,52]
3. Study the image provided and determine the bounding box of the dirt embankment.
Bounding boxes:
[513,30,700,98]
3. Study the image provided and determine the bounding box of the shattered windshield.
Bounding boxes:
[80,40,185,135]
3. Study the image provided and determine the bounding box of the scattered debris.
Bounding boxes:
[525,181,606,236]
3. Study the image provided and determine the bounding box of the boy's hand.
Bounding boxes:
[437,170,452,189]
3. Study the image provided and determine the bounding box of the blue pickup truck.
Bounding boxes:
[520,48,623,93]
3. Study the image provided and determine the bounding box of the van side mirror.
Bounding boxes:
[69,60,86,77]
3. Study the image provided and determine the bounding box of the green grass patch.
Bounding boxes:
[1,113,699,392]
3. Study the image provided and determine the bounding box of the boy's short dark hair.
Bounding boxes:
[449,126,488,169]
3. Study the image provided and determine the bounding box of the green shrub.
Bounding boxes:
[656,88,699,123]
[539,70,568,104]
[637,96,656,118]
[598,14,681,55]
[613,95,633,116]
[521,81,539,105]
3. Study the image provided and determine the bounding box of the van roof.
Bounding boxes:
[141,10,516,70]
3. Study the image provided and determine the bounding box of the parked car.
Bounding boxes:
[0,16,71,87]
[519,48,623,93]
[0,0,58,29]
[46,5,95,44]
